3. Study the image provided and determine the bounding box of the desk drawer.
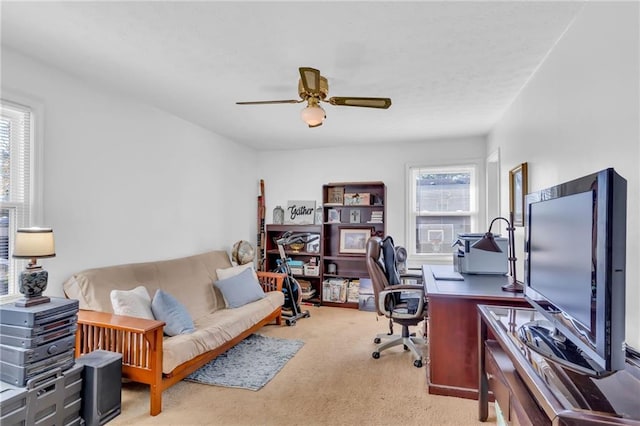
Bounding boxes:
[486,341,512,419]
[485,341,550,426]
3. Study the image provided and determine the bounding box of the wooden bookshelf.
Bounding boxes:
[321,182,386,308]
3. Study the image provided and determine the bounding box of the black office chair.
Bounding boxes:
[365,236,426,368]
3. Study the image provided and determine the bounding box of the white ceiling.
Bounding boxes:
[1,1,584,151]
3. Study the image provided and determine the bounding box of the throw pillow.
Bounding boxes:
[110,286,154,320]
[216,262,258,281]
[214,267,266,309]
[151,290,195,336]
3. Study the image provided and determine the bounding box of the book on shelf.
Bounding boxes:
[301,288,316,300]
[368,210,384,223]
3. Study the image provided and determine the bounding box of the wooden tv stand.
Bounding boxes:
[478,305,640,425]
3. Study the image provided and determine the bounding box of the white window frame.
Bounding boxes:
[1,95,44,301]
[405,160,482,264]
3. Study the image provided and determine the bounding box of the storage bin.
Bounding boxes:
[347,280,360,303]
[290,266,304,275]
[304,264,319,276]
[322,279,347,303]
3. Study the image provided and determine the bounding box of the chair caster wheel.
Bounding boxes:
[372,352,380,359]
[286,319,296,326]
[414,359,423,368]
[404,344,409,351]
[374,338,381,344]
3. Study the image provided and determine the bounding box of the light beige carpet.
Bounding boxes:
[111,306,496,425]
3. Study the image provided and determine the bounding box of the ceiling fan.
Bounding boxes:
[236,67,392,128]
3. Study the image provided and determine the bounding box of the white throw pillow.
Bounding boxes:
[110,286,155,320]
[216,263,257,280]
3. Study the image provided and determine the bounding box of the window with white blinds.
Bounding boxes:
[406,163,479,262]
[1,100,32,296]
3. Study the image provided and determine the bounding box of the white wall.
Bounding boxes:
[258,136,487,264]
[487,2,640,348]
[1,49,260,297]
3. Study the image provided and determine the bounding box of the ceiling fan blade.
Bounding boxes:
[299,67,321,96]
[328,97,392,109]
[236,99,302,105]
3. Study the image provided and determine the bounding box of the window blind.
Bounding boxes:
[406,163,478,259]
[1,100,32,296]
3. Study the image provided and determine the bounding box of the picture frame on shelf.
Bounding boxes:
[306,239,320,253]
[344,193,371,206]
[349,209,361,224]
[509,163,528,227]
[328,208,341,223]
[339,227,373,254]
[327,186,345,205]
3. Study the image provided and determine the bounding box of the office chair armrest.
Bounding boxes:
[378,287,425,319]
[385,284,424,292]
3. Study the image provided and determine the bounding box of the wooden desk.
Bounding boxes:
[422,265,529,400]
[478,305,640,425]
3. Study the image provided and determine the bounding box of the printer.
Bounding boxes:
[453,233,508,275]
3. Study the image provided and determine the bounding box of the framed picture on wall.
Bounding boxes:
[509,162,528,227]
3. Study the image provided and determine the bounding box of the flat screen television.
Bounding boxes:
[520,168,627,377]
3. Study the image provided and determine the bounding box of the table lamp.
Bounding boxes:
[12,227,56,307]
[472,213,523,293]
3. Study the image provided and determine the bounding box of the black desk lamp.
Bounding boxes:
[472,213,523,293]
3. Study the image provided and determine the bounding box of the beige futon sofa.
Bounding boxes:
[63,250,285,416]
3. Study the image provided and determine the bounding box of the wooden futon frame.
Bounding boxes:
[73,272,284,415]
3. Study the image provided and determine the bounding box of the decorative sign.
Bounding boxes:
[285,200,316,224]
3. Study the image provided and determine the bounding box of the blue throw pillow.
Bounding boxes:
[214,267,266,308]
[151,290,196,336]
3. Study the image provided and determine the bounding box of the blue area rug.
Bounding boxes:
[185,334,304,391]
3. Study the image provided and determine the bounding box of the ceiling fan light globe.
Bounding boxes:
[301,104,325,127]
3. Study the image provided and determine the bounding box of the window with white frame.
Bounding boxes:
[1,100,33,296]
[407,163,478,261]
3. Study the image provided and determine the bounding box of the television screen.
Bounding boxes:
[522,168,626,377]
[528,190,593,330]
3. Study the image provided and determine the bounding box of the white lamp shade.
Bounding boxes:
[300,104,325,126]
[13,228,56,259]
